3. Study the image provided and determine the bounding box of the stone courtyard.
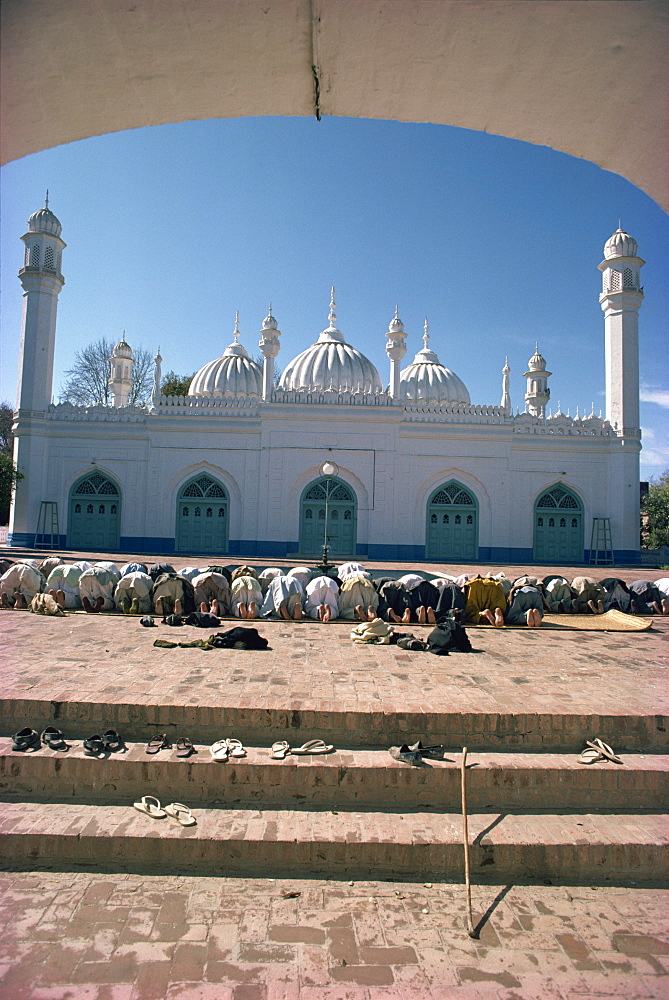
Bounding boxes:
[0,552,667,998]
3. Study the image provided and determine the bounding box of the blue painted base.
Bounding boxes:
[7,532,36,548]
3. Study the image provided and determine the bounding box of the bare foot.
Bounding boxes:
[174,598,182,615]
[493,608,505,628]
[211,599,220,616]
[389,609,403,623]
[55,589,67,610]
[532,609,542,627]
[94,596,104,612]
[238,602,247,619]
[426,607,436,624]
[200,602,209,613]
[662,599,669,615]
[279,605,292,621]
[367,606,376,621]
[587,599,599,615]
[14,592,28,610]
[1,593,13,609]
[402,608,411,624]
[355,604,365,621]
[322,604,331,622]
[293,602,302,621]
[417,605,427,624]
[82,596,94,613]
[480,609,495,626]
[247,601,258,620]
[155,597,163,616]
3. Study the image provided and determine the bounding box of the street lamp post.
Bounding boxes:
[316,461,339,576]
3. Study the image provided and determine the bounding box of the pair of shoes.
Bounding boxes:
[269,739,334,759]
[11,727,41,752]
[397,635,427,651]
[578,738,623,765]
[84,730,124,755]
[210,738,246,761]
[389,744,423,765]
[133,796,196,826]
[140,616,156,627]
[407,740,449,760]
[145,734,171,754]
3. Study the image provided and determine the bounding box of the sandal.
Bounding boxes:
[578,747,605,765]
[210,740,229,762]
[586,738,623,765]
[40,727,69,751]
[291,739,334,755]
[176,737,195,758]
[83,734,104,755]
[226,738,246,758]
[270,741,291,759]
[145,734,170,754]
[11,727,40,752]
[133,795,166,818]
[164,802,196,826]
[101,729,123,752]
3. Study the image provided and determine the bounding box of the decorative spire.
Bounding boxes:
[45,189,49,209]
[503,355,510,374]
[233,311,240,343]
[328,286,337,328]
[423,318,430,351]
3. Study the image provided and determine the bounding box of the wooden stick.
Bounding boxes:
[461,746,478,938]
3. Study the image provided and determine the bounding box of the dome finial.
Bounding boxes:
[234,311,240,343]
[45,189,49,209]
[328,286,337,328]
[423,318,430,351]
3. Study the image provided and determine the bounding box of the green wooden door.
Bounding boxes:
[176,475,229,554]
[300,478,357,557]
[534,485,583,563]
[426,482,478,560]
[68,472,121,550]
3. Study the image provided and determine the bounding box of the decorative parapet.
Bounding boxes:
[511,412,617,437]
[403,401,506,423]
[46,402,147,423]
[268,387,395,406]
[154,394,261,414]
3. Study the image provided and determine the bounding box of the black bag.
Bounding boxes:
[211,626,269,650]
[426,616,472,655]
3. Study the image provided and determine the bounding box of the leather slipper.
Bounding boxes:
[133,795,166,818]
[389,744,423,765]
[291,739,334,755]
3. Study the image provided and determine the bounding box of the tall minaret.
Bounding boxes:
[598,227,644,434]
[501,357,511,415]
[16,193,66,412]
[523,344,551,417]
[259,303,281,399]
[385,306,407,398]
[150,346,163,410]
[108,333,134,407]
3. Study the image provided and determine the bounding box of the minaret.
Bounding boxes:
[385,306,407,398]
[150,346,163,410]
[259,303,281,399]
[108,333,134,407]
[501,357,511,415]
[16,193,66,412]
[523,344,551,417]
[598,227,644,434]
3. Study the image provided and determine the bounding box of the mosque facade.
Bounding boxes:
[8,202,644,563]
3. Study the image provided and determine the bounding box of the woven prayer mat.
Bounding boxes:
[541,609,653,631]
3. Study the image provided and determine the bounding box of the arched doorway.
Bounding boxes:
[68,471,121,550]
[299,478,357,557]
[534,485,583,563]
[426,481,478,560]
[176,474,229,554]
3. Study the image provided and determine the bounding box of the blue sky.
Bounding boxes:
[1,115,667,480]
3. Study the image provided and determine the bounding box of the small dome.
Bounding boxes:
[28,195,62,237]
[112,335,133,359]
[279,289,383,394]
[604,228,638,259]
[189,316,262,397]
[388,307,405,335]
[400,320,470,405]
[527,344,547,372]
[261,304,278,331]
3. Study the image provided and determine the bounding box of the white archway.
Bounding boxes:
[2,1,667,210]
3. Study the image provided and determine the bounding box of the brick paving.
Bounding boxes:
[1,551,668,998]
[0,871,667,999]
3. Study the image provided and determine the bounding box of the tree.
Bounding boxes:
[253,355,283,387]
[161,371,195,397]
[641,469,669,549]
[59,337,154,406]
[0,453,23,526]
[0,402,14,456]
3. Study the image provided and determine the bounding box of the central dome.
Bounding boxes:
[279,289,383,394]
[400,321,470,404]
[189,315,262,398]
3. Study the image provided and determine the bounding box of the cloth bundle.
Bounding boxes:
[426,617,473,655]
[350,618,394,644]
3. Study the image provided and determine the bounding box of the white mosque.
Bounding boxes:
[8,200,644,564]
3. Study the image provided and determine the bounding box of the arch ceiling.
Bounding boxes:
[2,0,668,211]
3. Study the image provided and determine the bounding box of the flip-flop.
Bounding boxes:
[164,802,196,826]
[587,738,623,765]
[176,737,195,758]
[578,747,605,764]
[133,795,166,818]
[226,738,246,758]
[270,741,291,759]
[145,734,169,754]
[291,739,334,755]
[210,740,229,761]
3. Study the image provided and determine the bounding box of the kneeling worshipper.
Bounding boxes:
[260,573,304,620]
[338,572,380,621]
[152,572,197,617]
[0,562,46,609]
[504,578,546,627]
[464,576,507,627]
[79,563,120,613]
[599,577,632,613]
[230,571,263,619]
[570,576,605,614]
[305,575,340,621]
[192,570,231,615]
[46,563,87,609]
[114,571,154,614]
[629,579,668,615]
[543,575,575,614]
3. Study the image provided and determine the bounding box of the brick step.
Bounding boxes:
[2,740,666,811]
[2,698,667,752]
[1,800,666,883]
